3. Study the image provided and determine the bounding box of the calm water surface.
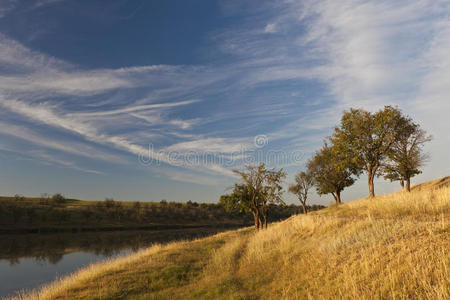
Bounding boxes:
[0,228,228,299]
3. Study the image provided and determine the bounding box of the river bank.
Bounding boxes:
[0,227,234,299]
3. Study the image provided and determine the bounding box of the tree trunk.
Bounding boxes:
[262,213,267,229]
[336,190,341,204]
[264,209,268,229]
[332,192,341,204]
[302,203,307,214]
[332,193,338,204]
[400,180,404,189]
[406,177,411,192]
[368,173,375,197]
[253,211,259,231]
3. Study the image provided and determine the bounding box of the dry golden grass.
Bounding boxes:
[10,184,449,300]
[411,176,450,191]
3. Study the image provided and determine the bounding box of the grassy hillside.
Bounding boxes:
[11,180,449,299]
[411,176,450,191]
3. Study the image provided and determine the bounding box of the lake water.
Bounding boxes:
[0,228,229,299]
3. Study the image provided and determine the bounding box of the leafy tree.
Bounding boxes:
[221,163,286,230]
[382,116,432,192]
[231,164,265,230]
[289,171,314,214]
[259,167,286,228]
[220,183,256,226]
[307,143,357,204]
[331,106,404,197]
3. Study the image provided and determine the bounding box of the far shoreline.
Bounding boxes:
[0,222,250,235]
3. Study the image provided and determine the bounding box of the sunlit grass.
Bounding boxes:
[10,183,449,300]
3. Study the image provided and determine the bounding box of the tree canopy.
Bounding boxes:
[382,115,432,191]
[331,106,405,197]
[220,163,285,230]
[307,143,358,204]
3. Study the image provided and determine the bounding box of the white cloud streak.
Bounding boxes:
[0,121,124,162]
[31,151,104,174]
[68,99,199,117]
[0,97,236,178]
[164,138,251,153]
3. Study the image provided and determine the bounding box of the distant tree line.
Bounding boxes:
[221,106,431,230]
[0,194,311,232]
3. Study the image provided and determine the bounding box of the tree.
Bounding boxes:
[259,167,286,228]
[307,143,357,204]
[231,164,264,230]
[288,171,314,214]
[220,163,285,231]
[331,106,404,197]
[220,183,257,227]
[382,116,432,192]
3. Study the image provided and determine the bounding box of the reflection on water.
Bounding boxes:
[0,251,131,300]
[0,227,230,299]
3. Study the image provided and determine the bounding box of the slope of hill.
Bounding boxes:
[411,176,450,191]
[11,179,449,300]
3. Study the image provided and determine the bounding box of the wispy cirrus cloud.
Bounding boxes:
[264,23,277,33]
[0,0,17,18]
[0,26,290,181]
[0,33,69,71]
[34,0,66,8]
[0,97,237,178]
[0,141,103,175]
[0,121,124,162]
[67,99,200,118]
[164,138,251,154]
[31,151,104,174]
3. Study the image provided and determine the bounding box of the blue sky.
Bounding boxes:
[0,0,449,204]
